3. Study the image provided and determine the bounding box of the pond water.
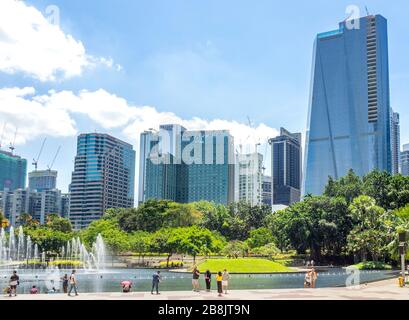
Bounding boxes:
[0,268,398,294]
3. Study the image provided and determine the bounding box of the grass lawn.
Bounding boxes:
[349,261,393,270]
[197,258,293,273]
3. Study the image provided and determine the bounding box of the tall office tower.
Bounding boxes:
[0,150,27,191]
[234,153,263,206]
[270,128,302,205]
[390,110,400,175]
[139,125,235,205]
[261,175,273,207]
[401,144,409,176]
[304,15,392,195]
[69,133,136,229]
[28,170,57,191]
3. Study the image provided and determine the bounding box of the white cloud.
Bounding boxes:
[0,87,279,151]
[0,0,117,81]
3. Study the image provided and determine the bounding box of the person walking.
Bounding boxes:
[62,274,69,294]
[204,270,212,292]
[68,270,78,296]
[216,271,223,297]
[9,270,19,297]
[151,271,161,295]
[192,266,200,292]
[222,269,230,294]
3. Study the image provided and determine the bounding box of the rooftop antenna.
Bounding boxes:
[9,127,18,154]
[365,6,370,16]
[0,122,6,150]
[32,138,47,171]
[47,145,61,170]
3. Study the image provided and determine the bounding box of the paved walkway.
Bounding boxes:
[2,279,408,300]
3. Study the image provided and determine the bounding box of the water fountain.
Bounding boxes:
[0,226,106,271]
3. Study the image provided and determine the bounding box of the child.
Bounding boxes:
[216,271,223,297]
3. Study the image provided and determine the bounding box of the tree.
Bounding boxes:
[46,214,72,233]
[129,231,151,263]
[163,203,203,228]
[222,240,249,258]
[18,213,39,227]
[80,219,129,255]
[324,169,362,203]
[0,209,9,228]
[246,228,275,249]
[24,227,72,255]
[347,195,391,261]
[150,228,178,267]
[251,243,280,257]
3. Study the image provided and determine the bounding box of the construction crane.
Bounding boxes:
[247,116,261,154]
[0,122,6,150]
[9,127,18,154]
[32,138,47,171]
[47,146,61,170]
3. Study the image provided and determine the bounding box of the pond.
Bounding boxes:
[0,268,398,294]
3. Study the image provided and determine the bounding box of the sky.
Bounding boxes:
[0,0,408,197]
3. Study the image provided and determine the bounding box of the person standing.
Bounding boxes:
[304,270,312,288]
[310,268,318,288]
[204,270,212,292]
[192,266,200,292]
[216,272,223,297]
[9,270,19,297]
[62,274,69,294]
[222,269,230,294]
[68,270,78,296]
[151,271,161,295]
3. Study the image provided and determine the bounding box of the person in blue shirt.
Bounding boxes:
[151,271,161,295]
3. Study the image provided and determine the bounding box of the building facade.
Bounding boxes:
[390,110,400,175]
[139,125,235,205]
[270,128,302,205]
[304,15,392,195]
[69,133,136,229]
[28,170,57,191]
[0,150,27,191]
[401,144,409,176]
[261,175,273,207]
[234,153,263,206]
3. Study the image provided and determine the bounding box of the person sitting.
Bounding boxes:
[30,286,38,294]
[121,281,132,293]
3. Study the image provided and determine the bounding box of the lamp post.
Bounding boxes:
[398,231,407,286]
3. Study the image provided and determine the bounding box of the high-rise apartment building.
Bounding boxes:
[0,150,27,191]
[28,170,57,191]
[270,128,302,205]
[139,125,235,205]
[304,15,392,195]
[235,153,263,206]
[69,133,135,229]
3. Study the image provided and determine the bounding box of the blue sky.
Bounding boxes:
[0,0,408,196]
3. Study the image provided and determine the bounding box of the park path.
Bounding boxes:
[1,278,408,300]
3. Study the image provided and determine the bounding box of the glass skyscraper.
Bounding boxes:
[0,150,27,191]
[270,128,302,205]
[401,144,409,176]
[139,125,235,205]
[303,15,392,195]
[69,133,135,229]
[390,110,400,175]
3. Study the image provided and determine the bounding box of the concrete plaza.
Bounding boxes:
[1,278,409,300]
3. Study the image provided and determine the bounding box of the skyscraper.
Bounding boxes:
[304,15,392,195]
[28,170,57,191]
[401,144,409,176]
[235,153,263,206]
[390,110,400,175]
[69,133,136,229]
[261,175,272,207]
[270,128,302,205]
[139,125,235,205]
[0,150,27,191]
